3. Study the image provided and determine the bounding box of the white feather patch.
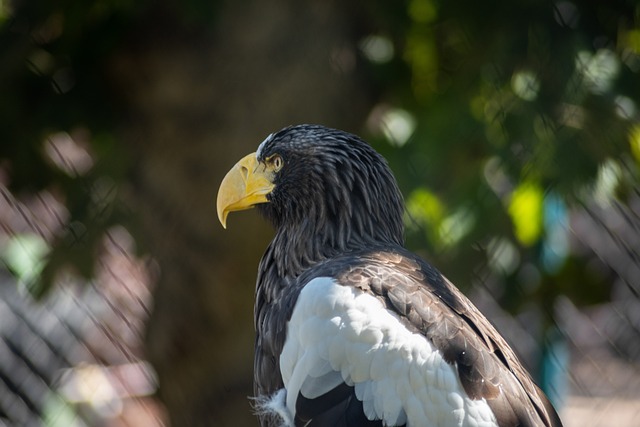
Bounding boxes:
[253,388,293,427]
[256,133,274,158]
[279,277,499,427]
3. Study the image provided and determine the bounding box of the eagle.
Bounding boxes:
[216,124,563,427]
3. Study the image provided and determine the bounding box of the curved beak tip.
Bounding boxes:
[218,210,228,229]
[216,152,272,230]
[216,189,230,229]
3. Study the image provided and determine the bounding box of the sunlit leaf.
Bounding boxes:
[439,206,476,248]
[508,181,544,246]
[630,124,640,165]
[1,233,50,290]
[408,0,437,24]
[405,187,445,245]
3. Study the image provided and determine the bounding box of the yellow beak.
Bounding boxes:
[216,152,275,228]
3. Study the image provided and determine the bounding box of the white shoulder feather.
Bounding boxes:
[278,277,499,427]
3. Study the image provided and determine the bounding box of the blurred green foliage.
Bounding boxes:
[0,1,639,424]
[363,0,639,314]
[0,0,638,310]
[0,0,221,295]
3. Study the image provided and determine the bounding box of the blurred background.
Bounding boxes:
[0,0,639,426]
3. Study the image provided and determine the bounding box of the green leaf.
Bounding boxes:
[508,181,543,246]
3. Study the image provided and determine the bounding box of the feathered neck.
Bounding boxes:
[257,168,404,287]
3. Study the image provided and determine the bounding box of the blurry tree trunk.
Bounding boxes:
[110,1,372,425]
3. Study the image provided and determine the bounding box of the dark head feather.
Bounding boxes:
[256,124,404,276]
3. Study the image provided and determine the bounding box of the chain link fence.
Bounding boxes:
[0,168,639,426]
[0,185,166,427]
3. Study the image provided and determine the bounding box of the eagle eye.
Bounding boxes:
[270,155,284,172]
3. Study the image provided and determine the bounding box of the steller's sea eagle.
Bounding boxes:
[216,124,563,427]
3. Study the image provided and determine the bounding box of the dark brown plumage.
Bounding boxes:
[217,124,563,427]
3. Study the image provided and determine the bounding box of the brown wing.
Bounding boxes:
[253,245,563,427]
[335,249,563,427]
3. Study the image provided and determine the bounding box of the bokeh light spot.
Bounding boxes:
[360,35,394,64]
[511,70,540,101]
[508,181,544,246]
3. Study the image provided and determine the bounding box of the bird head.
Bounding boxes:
[217,124,404,248]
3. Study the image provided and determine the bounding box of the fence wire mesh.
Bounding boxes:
[0,171,639,426]
[0,185,166,427]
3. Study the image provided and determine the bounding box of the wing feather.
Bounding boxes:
[280,276,498,426]
[259,247,562,427]
[333,248,562,427]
